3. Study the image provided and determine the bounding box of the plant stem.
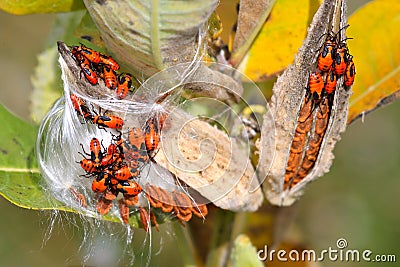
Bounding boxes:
[173,222,199,267]
[205,209,236,267]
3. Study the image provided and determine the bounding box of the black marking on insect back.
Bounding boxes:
[321,46,329,57]
[83,67,92,76]
[0,148,7,155]
[100,115,111,122]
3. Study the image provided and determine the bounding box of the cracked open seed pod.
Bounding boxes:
[36,40,265,231]
[258,0,353,206]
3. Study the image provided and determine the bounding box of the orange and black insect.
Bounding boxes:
[128,128,146,150]
[101,144,121,167]
[102,65,118,90]
[112,165,133,181]
[317,36,336,72]
[70,94,93,120]
[333,44,348,75]
[99,53,120,71]
[89,137,104,164]
[128,128,149,163]
[116,73,132,99]
[324,70,337,95]
[308,72,324,100]
[79,138,104,168]
[145,118,160,153]
[72,44,101,64]
[74,52,98,85]
[91,173,109,193]
[117,181,142,196]
[92,115,124,129]
[80,158,99,173]
[344,55,355,89]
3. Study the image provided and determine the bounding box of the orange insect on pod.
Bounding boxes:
[145,119,160,152]
[70,94,93,120]
[75,52,98,85]
[128,128,146,149]
[344,55,356,89]
[308,72,324,100]
[91,175,108,193]
[324,70,337,95]
[113,165,132,181]
[317,38,336,72]
[93,115,124,129]
[80,158,99,173]
[117,180,142,196]
[99,53,120,71]
[102,65,118,89]
[333,45,348,75]
[116,73,133,99]
[70,93,84,110]
[81,65,98,85]
[72,44,101,64]
[101,144,117,167]
[90,138,104,164]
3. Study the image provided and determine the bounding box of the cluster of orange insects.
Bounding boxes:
[284,26,356,190]
[71,43,135,99]
[70,44,208,230]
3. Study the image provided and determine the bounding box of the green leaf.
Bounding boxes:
[0,104,70,211]
[0,104,47,209]
[230,234,263,267]
[0,0,85,15]
[74,12,103,47]
[83,0,219,76]
[347,0,400,123]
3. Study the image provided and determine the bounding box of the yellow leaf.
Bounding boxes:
[229,0,276,67]
[0,0,84,15]
[347,0,400,123]
[241,0,320,81]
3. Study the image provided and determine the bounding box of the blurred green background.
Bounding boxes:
[0,1,399,266]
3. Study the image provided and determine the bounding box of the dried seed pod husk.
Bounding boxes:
[258,0,352,206]
[154,109,264,212]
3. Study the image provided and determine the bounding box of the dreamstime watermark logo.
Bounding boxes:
[257,238,397,263]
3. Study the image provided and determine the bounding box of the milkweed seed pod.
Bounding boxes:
[257,0,353,206]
